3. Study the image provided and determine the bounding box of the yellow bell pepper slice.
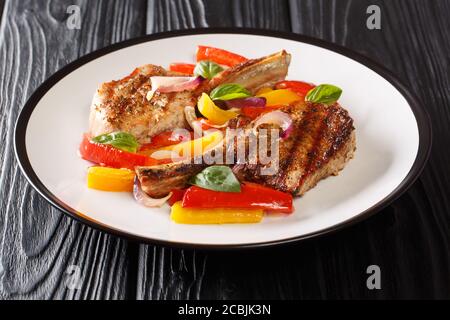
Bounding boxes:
[255,87,273,95]
[156,130,223,158]
[197,93,238,125]
[170,201,264,224]
[257,89,301,106]
[87,167,135,192]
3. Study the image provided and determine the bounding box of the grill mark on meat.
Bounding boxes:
[295,104,336,193]
[272,103,329,192]
[265,109,307,189]
[325,105,354,160]
[306,104,354,174]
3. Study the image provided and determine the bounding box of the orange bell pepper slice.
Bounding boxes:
[87,167,135,192]
[275,80,316,99]
[256,89,302,106]
[155,130,223,158]
[168,63,195,75]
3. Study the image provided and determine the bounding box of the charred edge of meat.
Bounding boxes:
[136,161,207,198]
[196,50,291,95]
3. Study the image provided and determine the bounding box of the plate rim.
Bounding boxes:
[13,28,432,250]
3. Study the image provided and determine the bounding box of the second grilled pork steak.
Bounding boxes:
[136,101,355,198]
[233,101,356,195]
[89,51,291,143]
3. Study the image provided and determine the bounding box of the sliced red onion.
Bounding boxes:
[225,97,266,109]
[280,122,293,139]
[170,128,192,142]
[133,177,172,207]
[253,110,293,139]
[148,76,203,99]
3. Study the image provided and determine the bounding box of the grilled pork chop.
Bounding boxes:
[89,65,194,143]
[89,51,291,143]
[136,101,355,198]
[233,101,355,195]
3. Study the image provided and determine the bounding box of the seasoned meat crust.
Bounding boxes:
[89,65,193,143]
[233,101,356,195]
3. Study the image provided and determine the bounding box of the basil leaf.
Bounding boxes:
[305,84,342,104]
[92,132,139,153]
[194,60,224,79]
[189,165,241,193]
[209,83,251,101]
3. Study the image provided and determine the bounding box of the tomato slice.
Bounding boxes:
[182,182,293,213]
[196,46,247,67]
[169,63,195,75]
[275,80,316,98]
[79,134,157,170]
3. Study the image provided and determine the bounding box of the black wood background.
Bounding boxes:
[0,0,448,300]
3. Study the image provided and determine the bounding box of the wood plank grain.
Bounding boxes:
[147,0,291,32]
[0,0,147,299]
[0,0,4,25]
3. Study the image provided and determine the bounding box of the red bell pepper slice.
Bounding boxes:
[182,182,293,213]
[169,63,195,75]
[241,105,282,120]
[196,46,248,67]
[275,80,316,98]
[191,118,222,131]
[139,130,193,154]
[168,188,187,206]
[79,134,158,170]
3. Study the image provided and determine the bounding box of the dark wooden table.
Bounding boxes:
[0,0,448,300]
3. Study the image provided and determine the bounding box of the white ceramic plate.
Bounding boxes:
[14,29,431,249]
